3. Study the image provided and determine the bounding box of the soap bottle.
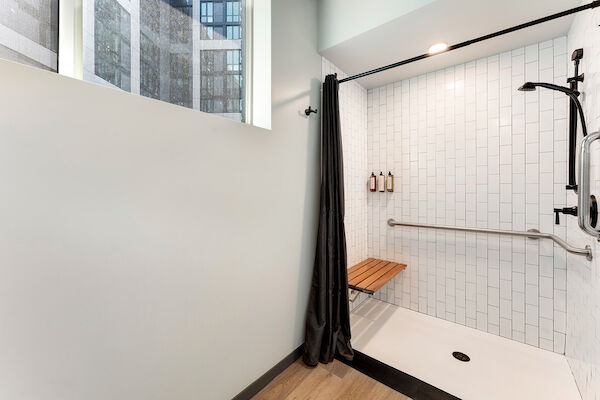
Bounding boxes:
[378,171,385,192]
[386,171,394,192]
[369,172,377,192]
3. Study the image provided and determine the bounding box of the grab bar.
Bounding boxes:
[578,131,600,240]
[387,219,592,260]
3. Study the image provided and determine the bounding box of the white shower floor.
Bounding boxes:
[350,299,581,400]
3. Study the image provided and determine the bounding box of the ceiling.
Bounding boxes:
[320,0,583,89]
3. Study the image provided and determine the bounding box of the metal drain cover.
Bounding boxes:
[452,351,470,362]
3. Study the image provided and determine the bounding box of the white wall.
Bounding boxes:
[364,37,572,354]
[566,6,600,399]
[317,0,434,52]
[0,0,322,398]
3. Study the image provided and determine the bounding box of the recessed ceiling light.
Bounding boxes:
[428,42,449,54]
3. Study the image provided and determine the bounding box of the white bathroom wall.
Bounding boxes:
[317,0,434,52]
[0,0,322,398]
[322,58,370,311]
[366,37,571,353]
[565,6,600,399]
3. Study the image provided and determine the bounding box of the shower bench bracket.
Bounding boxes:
[347,258,407,297]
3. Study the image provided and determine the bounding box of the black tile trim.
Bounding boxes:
[231,344,304,400]
[336,350,462,400]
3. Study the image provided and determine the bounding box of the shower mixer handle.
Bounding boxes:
[554,198,598,227]
[554,207,578,225]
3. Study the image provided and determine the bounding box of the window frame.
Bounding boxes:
[57,0,270,129]
[226,1,241,23]
[200,1,214,23]
[226,25,241,40]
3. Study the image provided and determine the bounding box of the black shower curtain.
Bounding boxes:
[303,74,354,366]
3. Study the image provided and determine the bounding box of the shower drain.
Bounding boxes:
[452,351,470,362]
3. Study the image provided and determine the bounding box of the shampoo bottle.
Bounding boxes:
[369,172,377,192]
[387,171,394,192]
[378,171,385,192]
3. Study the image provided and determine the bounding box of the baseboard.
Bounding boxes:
[337,350,461,400]
[231,344,304,400]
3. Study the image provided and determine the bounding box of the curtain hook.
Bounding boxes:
[305,106,318,116]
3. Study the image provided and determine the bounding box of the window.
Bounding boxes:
[140,0,160,35]
[140,33,160,99]
[170,0,193,44]
[3,0,269,125]
[201,2,213,23]
[201,1,240,42]
[226,25,241,40]
[226,1,240,22]
[202,26,214,40]
[201,76,214,96]
[227,50,241,71]
[201,51,216,73]
[200,49,243,118]
[0,0,58,71]
[226,74,242,96]
[169,52,192,107]
[94,0,131,91]
[200,99,213,113]
[78,0,251,123]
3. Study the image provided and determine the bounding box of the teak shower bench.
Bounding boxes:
[347,258,407,300]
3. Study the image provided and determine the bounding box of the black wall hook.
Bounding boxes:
[305,106,318,116]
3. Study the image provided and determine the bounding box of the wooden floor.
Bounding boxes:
[251,359,411,400]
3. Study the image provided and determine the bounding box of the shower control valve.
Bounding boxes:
[554,206,578,225]
[553,196,598,226]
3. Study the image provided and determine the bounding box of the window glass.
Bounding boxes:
[94,0,131,91]
[200,49,243,117]
[227,50,241,71]
[170,0,193,45]
[226,25,240,40]
[140,32,160,99]
[201,2,213,23]
[226,1,240,22]
[202,26,214,40]
[0,0,58,71]
[83,0,247,122]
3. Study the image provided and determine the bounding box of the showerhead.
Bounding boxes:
[517,82,586,138]
[518,82,580,97]
[518,82,537,92]
[572,48,583,62]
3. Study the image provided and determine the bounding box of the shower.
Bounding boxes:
[325,1,600,400]
[517,81,598,228]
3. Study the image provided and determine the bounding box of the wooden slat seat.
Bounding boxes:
[347,258,407,295]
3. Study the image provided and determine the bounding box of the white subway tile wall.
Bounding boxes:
[566,7,600,400]
[366,37,570,354]
[322,58,369,311]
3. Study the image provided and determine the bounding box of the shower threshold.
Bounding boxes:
[349,299,580,400]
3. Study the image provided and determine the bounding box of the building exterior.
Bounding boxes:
[83,0,246,122]
[0,0,58,71]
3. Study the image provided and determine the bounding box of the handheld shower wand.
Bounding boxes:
[517,82,587,138]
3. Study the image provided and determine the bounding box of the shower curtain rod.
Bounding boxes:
[338,1,600,84]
